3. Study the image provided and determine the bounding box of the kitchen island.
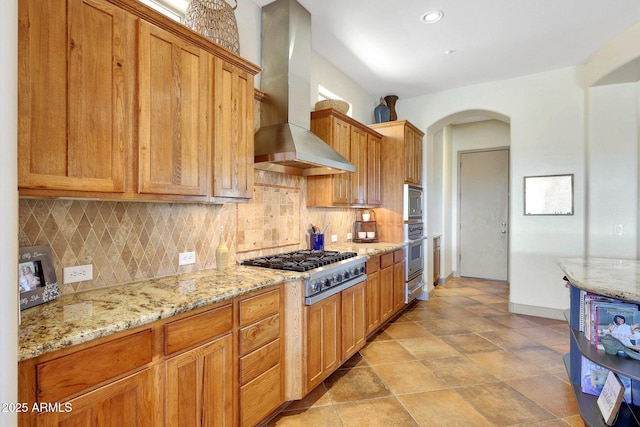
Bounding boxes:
[558,257,640,427]
[18,241,405,427]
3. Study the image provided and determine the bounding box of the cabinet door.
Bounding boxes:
[138,21,209,197]
[36,368,158,427]
[434,238,440,285]
[349,127,367,205]
[380,265,394,322]
[165,334,234,427]
[306,294,340,392]
[393,259,406,313]
[365,272,381,334]
[367,134,382,206]
[18,0,127,193]
[212,57,254,200]
[404,127,422,185]
[342,281,367,361]
[332,118,352,204]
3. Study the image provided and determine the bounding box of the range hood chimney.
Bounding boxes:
[254,0,355,176]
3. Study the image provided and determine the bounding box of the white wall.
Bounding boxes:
[311,53,377,124]
[587,82,639,258]
[2,0,19,425]
[400,67,586,318]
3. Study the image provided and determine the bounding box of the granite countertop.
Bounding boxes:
[558,257,640,301]
[325,241,406,256]
[19,241,406,362]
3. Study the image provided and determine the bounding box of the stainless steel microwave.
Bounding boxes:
[403,185,423,221]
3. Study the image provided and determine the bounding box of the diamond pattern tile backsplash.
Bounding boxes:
[18,170,356,295]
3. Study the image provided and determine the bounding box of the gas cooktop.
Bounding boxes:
[240,250,358,272]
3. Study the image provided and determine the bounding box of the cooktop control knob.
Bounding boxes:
[311,281,321,293]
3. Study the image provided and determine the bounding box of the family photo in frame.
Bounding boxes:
[18,245,59,310]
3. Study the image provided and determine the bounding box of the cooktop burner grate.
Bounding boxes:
[241,250,358,272]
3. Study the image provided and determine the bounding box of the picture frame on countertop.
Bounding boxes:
[19,245,59,310]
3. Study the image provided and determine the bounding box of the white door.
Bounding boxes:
[459,149,509,280]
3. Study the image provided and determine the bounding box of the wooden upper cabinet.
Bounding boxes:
[369,120,424,186]
[18,0,260,202]
[18,0,128,193]
[138,21,209,197]
[405,126,423,185]
[308,109,381,207]
[350,126,367,205]
[367,134,382,206]
[212,57,254,201]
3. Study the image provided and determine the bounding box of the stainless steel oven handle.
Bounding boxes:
[304,274,367,305]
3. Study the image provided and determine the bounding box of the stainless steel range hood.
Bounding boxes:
[254,0,355,176]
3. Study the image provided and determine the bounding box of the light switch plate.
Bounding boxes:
[331,234,338,243]
[347,232,353,240]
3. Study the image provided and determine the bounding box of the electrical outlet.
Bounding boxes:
[347,232,353,240]
[331,234,338,243]
[63,264,93,284]
[179,251,196,266]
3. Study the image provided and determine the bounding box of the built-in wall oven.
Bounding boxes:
[404,222,425,303]
[403,184,425,304]
[404,184,424,221]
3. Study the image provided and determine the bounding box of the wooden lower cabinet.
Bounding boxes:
[342,280,367,361]
[237,287,284,427]
[35,368,158,427]
[434,236,441,285]
[393,249,407,313]
[19,286,287,427]
[165,334,234,427]
[365,256,381,335]
[239,363,282,427]
[366,250,408,336]
[305,293,341,392]
[380,252,395,323]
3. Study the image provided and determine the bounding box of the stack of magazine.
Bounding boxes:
[578,290,640,405]
[579,290,640,351]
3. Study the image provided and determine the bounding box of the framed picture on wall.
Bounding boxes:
[524,174,574,215]
[19,245,59,310]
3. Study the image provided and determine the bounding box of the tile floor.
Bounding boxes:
[267,277,586,427]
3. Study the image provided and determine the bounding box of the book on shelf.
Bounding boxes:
[594,304,640,350]
[597,371,625,426]
[581,356,632,404]
[579,292,639,348]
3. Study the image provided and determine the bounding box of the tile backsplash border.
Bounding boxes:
[18,170,356,295]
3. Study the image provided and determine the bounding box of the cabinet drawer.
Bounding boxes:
[394,249,405,263]
[239,288,280,326]
[380,252,394,268]
[366,256,380,273]
[165,304,232,355]
[239,313,280,356]
[240,339,280,385]
[240,364,282,427]
[37,329,153,403]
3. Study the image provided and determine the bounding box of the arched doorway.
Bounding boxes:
[426,110,511,284]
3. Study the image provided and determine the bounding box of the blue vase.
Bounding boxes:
[374,98,390,123]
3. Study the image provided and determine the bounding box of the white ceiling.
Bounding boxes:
[154,0,640,99]
[251,0,640,99]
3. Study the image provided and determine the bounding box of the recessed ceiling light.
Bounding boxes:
[421,10,444,24]
[444,49,456,55]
